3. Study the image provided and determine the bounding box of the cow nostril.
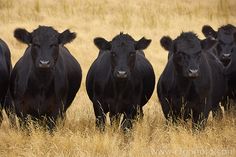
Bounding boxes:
[40,60,50,65]
[118,71,127,75]
[116,71,128,78]
[189,69,198,74]
[39,60,50,68]
[223,53,231,58]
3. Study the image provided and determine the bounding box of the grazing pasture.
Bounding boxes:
[0,0,235,156]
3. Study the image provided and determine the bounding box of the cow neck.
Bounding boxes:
[174,70,192,95]
[31,66,55,88]
[112,77,130,96]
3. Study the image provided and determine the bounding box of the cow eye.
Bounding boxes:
[50,44,57,48]
[33,43,40,48]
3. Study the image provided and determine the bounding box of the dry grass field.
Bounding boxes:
[0,0,236,156]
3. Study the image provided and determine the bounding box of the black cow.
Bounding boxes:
[202,24,236,66]
[0,39,12,124]
[86,33,155,131]
[10,26,82,130]
[157,32,227,130]
[202,24,236,114]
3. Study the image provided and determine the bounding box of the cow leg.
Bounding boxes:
[121,92,143,132]
[220,96,228,109]
[45,116,57,133]
[223,102,230,114]
[138,107,144,121]
[159,95,170,119]
[192,101,211,131]
[183,107,191,122]
[121,106,138,132]
[18,114,29,131]
[212,105,223,121]
[211,96,226,120]
[221,97,230,114]
[109,112,121,129]
[172,106,182,124]
[46,107,65,133]
[223,99,236,116]
[192,111,209,131]
[13,99,29,130]
[159,95,176,124]
[4,95,17,128]
[93,97,106,131]
[5,109,16,128]
[45,114,62,133]
[160,96,183,125]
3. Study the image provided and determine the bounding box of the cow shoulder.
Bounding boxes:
[159,57,176,93]
[10,48,32,98]
[58,46,81,74]
[56,45,82,100]
[0,39,12,72]
[0,41,6,68]
[53,46,71,95]
[134,53,154,79]
[93,51,112,80]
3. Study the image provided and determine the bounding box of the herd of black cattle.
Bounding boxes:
[0,24,235,132]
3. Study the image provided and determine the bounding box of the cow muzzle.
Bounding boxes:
[222,53,231,60]
[221,53,231,66]
[39,60,51,68]
[115,70,128,79]
[188,69,199,78]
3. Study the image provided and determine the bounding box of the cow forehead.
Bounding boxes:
[32,26,58,44]
[111,33,135,51]
[175,38,201,53]
[218,25,236,43]
[111,37,135,52]
[218,25,236,35]
[218,32,234,44]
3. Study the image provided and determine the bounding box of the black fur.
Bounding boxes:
[157,32,227,130]
[10,26,82,130]
[0,39,12,125]
[86,33,155,131]
[202,24,236,114]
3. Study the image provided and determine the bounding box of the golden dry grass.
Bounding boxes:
[0,0,236,156]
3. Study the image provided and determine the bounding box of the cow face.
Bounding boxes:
[202,24,236,66]
[161,32,216,78]
[94,33,151,80]
[14,26,76,70]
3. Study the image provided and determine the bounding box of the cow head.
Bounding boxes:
[202,24,236,66]
[161,32,216,78]
[94,33,151,80]
[14,26,76,70]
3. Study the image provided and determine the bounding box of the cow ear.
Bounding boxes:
[202,25,217,38]
[58,29,76,45]
[135,37,151,50]
[14,28,32,45]
[201,37,217,50]
[160,36,173,51]
[94,37,111,50]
